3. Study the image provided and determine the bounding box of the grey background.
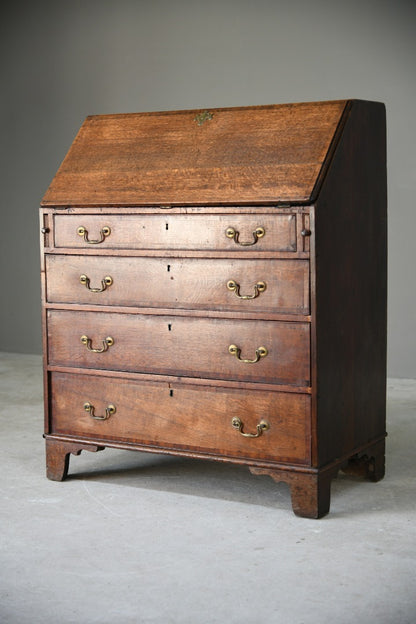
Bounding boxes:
[1,0,415,378]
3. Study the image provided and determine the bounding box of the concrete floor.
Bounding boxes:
[0,352,415,624]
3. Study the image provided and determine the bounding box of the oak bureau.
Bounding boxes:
[40,100,387,517]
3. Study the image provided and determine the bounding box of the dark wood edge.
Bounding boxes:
[40,214,50,436]
[310,100,353,203]
[44,249,311,260]
[44,302,311,323]
[41,206,307,213]
[44,433,312,472]
[46,366,312,394]
[44,433,385,475]
[45,437,105,481]
[82,100,350,122]
[309,205,318,466]
[44,433,385,517]
[309,100,353,203]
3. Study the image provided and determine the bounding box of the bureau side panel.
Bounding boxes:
[313,100,387,466]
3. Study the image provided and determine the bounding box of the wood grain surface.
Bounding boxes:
[47,309,310,386]
[53,213,297,251]
[40,99,387,518]
[50,372,311,464]
[45,255,310,315]
[41,101,347,207]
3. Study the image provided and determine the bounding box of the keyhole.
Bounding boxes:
[166,223,169,230]
[168,323,172,331]
[169,389,174,397]
[167,265,170,272]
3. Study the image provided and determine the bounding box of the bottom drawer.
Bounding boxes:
[50,372,311,465]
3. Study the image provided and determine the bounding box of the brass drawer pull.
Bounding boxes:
[227,279,266,300]
[225,226,265,246]
[228,344,268,363]
[80,274,113,293]
[84,402,116,421]
[80,335,114,353]
[231,416,270,438]
[77,225,111,244]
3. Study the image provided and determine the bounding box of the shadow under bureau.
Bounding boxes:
[40,99,387,517]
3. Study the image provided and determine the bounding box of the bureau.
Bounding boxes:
[40,99,387,518]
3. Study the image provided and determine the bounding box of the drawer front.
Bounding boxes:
[45,255,310,315]
[53,213,297,251]
[50,372,311,464]
[47,310,310,386]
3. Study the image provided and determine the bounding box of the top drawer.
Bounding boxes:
[53,213,297,252]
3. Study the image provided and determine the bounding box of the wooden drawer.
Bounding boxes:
[45,255,310,315]
[50,372,311,464]
[53,213,297,251]
[47,310,310,386]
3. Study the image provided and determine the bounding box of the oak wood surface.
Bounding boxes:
[45,255,310,315]
[53,213,297,251]
[250,465,336,519]
[41,101,347,207]
[47,310,310,386]
[50,372,311,464]
[40,99,387,518]
[45,438,105,481]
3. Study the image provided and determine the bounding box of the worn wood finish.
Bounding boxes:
[40,99,387,518]
[341,439,386,482]
[53,213,297,251]
[311,100,387,466]
[47,310,310,386]
[50,372,311,464]
[41,101,347,207]
[249,465,336,519]
[45,438,105,481]
[45,255,310,315]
